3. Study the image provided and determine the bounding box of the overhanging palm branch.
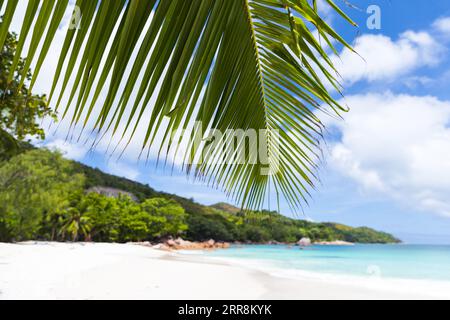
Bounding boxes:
[0,0,355,212]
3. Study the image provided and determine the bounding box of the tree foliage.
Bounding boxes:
[0,28,56,159]
[0,149,84,241]
[0,149,189,242]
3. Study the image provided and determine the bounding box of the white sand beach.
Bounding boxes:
[0,242,449,300]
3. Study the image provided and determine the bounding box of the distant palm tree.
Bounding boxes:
[0,0,355,211]
[60,208,91,242]
[45,211,64,241]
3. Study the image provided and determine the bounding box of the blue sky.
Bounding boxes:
[5,0,450,244]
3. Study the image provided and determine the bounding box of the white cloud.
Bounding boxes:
[106,161,140,181]
[330,31,444,86]
[325,93,450,217]
[403,76,434,89]
[46,139,89,161]
[323,15,450,88]
[331,145,386,192]
[433,17,450,36]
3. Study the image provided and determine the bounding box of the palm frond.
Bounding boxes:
[1,0,355,211]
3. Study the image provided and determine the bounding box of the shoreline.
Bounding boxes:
[0,242,448,300]
[130,239,399,253]
[200,254,450,300]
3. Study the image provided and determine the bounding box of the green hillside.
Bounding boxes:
[73,154,400,244]
[0,148,401,244]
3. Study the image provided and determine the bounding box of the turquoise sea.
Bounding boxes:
[202,244,450,282]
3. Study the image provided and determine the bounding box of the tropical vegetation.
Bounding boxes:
[0,147,400,244]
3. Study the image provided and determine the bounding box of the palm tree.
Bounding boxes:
[60,208,91,242]
[45,210,64,241]
[0,0,355,211]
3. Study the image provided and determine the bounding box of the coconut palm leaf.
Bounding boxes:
[1,0,355,211]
